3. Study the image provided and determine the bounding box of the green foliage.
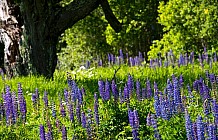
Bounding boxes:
[148,0,218,59]
[58,6,109,70]
[59,0,163,70]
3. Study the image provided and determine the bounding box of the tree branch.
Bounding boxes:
[100,0,122,33]
[55,0,100,34]
[55,0,122,35]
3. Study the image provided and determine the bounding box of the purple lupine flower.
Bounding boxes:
[150,114,161,140]
[18,83,27,123]
[68,103,74,122]
[202,83,210,102]
[119,88,124,103]
[171,74,176,83]
[134,57,139,66]
[199,54,204,68]
[199,76,204,84]
[39,124,45,140]
[154,91,161,118]
[136,80,141,101]
[184,53,188,65]
[192,122,198,140]
[211,99,218,125]
[76,103,81,123]
[198,80,204,99]
[98,59,102,66]
[56,119,61,132]
[87,109,93,139]
[154,81,158,93]
[167,79,173,95]
[111,80,119,102]
[46,120,53,140]
[69,80,78,102]
[146,80,152,98]
[190,51,194,64]
[86,60,90,69]
[133,110,139,129]
[60,101,66,117]
[32,93,37,109]
[167,79,175,116]
[119,49,124,63]
[208,123,216,140]
[204,47,209,63]
[105,79,111,100]
[43,91,48,108]
[51,101,56,118]
[141,88,146,99]
[64,89,68,103]
[193,80,199,92]
[187,84,193,99]
[46,131,52,140]
[146,113,152,126]
[127,74,134,94]
[179,74,184,87]
[160,96,169,120]
[62,125,67,140]
[94,93,99,126]
[196,115,205,140]
[129,57,134,66]
[11,92,18,123]
[0,102,3,121]
[128,109,134,128]
[203,100,210,117]
[81,112,87,128]
[128,109,139,140]
[209,73,216,85]
[123,84,129,103]
[164,60,168,67]
[77,88,83,105]
[139,51,143,63]
[98,79,105,101]
[173,77,183,113]
[179,53,184,66]
[5,86,13,124]
[165,88,172,118]
[184,110,194,140]
[159,59,162,67]
[132,129,139,140]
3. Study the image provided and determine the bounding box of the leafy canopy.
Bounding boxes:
[148,0,218,59]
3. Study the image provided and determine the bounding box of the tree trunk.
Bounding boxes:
[21,0,121,78]
[0,0,25,77]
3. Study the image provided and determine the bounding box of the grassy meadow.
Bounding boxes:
[0,50,217,140]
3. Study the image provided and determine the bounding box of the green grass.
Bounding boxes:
[0,61,217,139]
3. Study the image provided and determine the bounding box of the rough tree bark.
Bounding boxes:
[0,0,25,77]
[20,0,122,78]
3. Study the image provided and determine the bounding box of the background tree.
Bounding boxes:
[148,0,218,59]
[0,0,121,78]
[59,0,164,70]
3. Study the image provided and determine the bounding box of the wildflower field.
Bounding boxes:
[0,49,217,140]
